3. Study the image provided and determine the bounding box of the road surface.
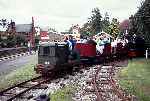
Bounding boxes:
[0,54,37,76]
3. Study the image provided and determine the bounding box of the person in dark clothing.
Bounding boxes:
[86,39,97,45]
[68,35,75,49]
[64,36,68,42]
[68,50,80,64]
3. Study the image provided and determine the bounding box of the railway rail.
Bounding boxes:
[91,62,130,101]
[0,76,50,101]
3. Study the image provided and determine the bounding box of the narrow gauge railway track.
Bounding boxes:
[0,76,50,101]
[92,62,129,101]
[0,58,129,101]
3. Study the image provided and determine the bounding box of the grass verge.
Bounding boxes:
[49,85,76,101]
[118,58,150,101]
[0,55,39,91]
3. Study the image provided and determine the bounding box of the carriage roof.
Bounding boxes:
[39,42,67,47]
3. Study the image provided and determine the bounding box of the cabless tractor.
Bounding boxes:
[35,42,72,75]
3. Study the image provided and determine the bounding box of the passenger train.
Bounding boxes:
[34,39,146,75]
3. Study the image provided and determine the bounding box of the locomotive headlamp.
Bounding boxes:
[44,61,47,65]
[45,61,50,65]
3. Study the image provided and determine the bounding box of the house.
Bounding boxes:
[15,17,35,47]
[61,24,81,41]
[39,27,64,43]
[0,20,15,38]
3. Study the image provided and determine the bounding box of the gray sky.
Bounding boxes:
[0,0,143,31]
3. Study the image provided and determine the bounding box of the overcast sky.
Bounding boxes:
[0,0,143,31]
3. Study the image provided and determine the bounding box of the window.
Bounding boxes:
[43,46,50,55]
[39,46,50,55]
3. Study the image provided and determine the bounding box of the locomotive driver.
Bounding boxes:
[68,49,80,65]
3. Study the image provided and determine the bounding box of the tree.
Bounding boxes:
[80,22,92,37]
[16,35,26,46]
[68,26,73,33]
[108,18,120,38]
[102,12,110,33]
[6,35,26,47]
[0,19,9,28]
[80,8,103,37]
[89,8,103,35]
[129,0,150,46]
[128,15,138,41]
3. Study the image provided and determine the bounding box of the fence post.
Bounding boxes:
[146,49,148,59]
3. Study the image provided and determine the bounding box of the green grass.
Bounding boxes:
[118,58,150,101]
[49,85,76,101]
[0,55,39,90]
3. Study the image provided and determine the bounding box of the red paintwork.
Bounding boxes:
[40,31,49,42]
[75,43,96,57]
[103,44,111,56]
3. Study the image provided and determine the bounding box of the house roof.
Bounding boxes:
[16,24,32,33]
[61,32,73,34]
[40,27,49,32]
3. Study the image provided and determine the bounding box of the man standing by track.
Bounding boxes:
[27,41,32,55]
